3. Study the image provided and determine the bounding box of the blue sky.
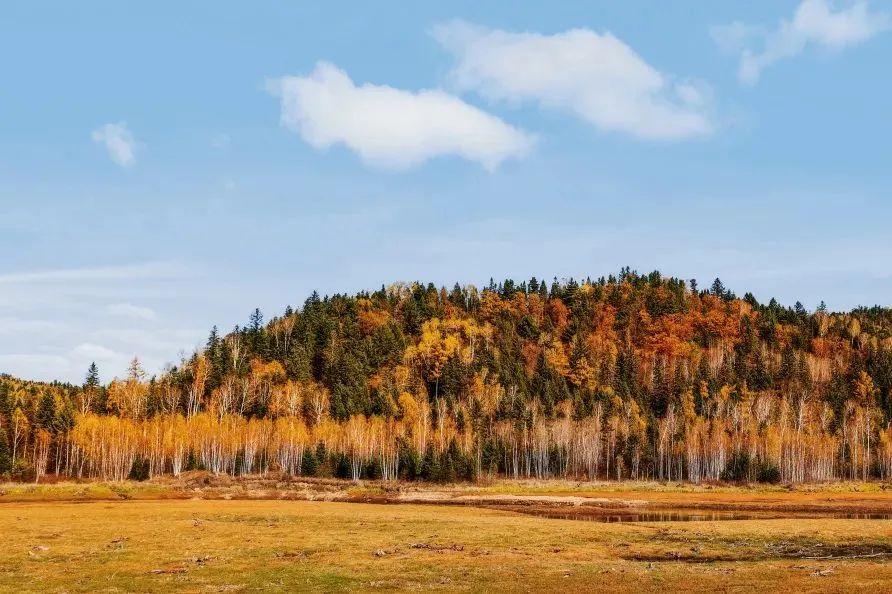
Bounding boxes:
[2,1,891,382]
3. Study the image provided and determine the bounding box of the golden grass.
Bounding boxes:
[0,481,176,502]
[1,498,891,592]
[3,477,888,501]
[445,478,892,496]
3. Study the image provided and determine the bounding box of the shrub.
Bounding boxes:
[128,457,150,481]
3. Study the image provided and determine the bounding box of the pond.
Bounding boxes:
[493,506,892,523]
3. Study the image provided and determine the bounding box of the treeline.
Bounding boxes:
[3,269,892,484]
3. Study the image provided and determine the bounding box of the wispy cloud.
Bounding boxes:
[267,61,534,171]
[70,342,129,365]
[91,121,138,167]
[0,318,70,336]
[712,0,891,85]
[0,343,133,384]
[0,262,201,382]
[0,261,189,284]
[106,302,158,321]
[0,353,73,376]
[433,20,713,141]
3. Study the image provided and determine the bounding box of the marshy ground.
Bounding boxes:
[1,477,891,592]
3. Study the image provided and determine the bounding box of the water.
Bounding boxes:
[502,507,892,523]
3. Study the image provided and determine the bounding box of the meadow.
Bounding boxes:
[1,479,891,592]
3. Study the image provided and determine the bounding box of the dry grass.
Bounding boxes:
[1,497,891,592]
[0,482,175,502]
[458,478,892,495]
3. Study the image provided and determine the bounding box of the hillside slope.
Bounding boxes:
[3,270,892,483]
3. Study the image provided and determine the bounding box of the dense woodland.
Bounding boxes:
[3,270,892,484]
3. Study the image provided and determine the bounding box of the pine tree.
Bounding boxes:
[36,392,56,431]
[249,308,263,333]
[85,362,100,391]
[0,382,10,420]
[0,425,11,476]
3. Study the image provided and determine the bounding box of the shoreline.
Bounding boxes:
[2,474,891,516]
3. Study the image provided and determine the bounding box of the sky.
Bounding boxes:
[2,1,891,383]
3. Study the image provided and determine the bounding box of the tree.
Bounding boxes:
[709,277,734,300]
[107,358,149,418]
[0,425,11,475]
[10,407,28,462]
[249,308,264,333]
[36,391,56,431]
[186,355,211,417]
[8,269,892,486]
[403,319,461,400]
[80,362,101,414]
[86,362,100,390]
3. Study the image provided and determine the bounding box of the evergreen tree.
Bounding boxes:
[249,308,263,333]
[36,392,56,432]
[0,425,11,476]
[85,362,100,391]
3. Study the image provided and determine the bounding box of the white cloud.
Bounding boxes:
[0,261,202,383]
[92,328,201,355]
[267,61,534,170]
[106,302,157,321]
[0,318,70,336]
[713,0,890,85]
[70,342,123,361]
[0,261,188,284]
[710,22,764,54]
[0,354,73,379]
[68,343,133,380]
[91,122,138,167]
[432,20,713,141]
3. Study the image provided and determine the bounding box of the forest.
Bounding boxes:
[3,269,892,485]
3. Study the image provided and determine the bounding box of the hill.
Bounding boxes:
[3,269,892,483]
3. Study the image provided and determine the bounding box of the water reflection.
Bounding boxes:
[504,508,892,523]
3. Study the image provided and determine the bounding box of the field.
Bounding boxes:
[1,479,892,592]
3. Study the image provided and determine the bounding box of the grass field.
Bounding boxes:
[1,485,892,593]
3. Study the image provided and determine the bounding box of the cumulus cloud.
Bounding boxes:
[91,122,138,167]
[106,302,157,321]
[267,61,534,170]
[712,0,891,85]
[432,20,713,141]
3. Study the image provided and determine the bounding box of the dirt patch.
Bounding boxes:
[449,493,647,507]
[763,540,892,560]
[497,505,772,522]
[621,540,892,564]
[408,542,465,552]
[622,552,746,563]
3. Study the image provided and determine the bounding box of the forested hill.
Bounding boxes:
[3,270,892,484]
